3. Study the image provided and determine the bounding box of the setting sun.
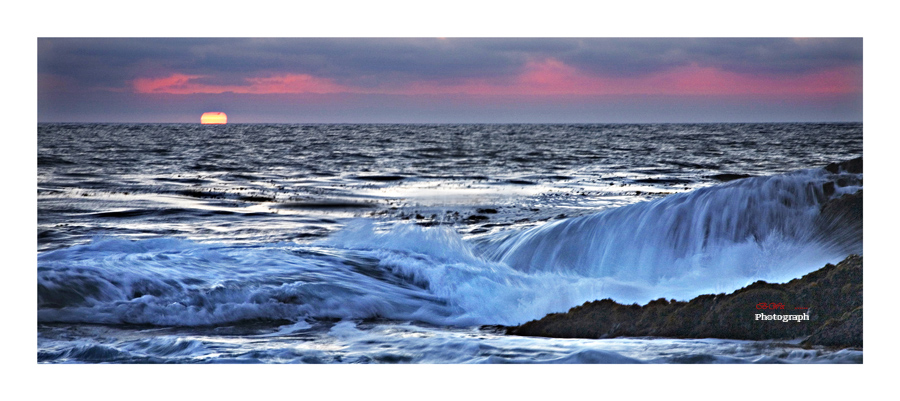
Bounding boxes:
[200,112,227,124]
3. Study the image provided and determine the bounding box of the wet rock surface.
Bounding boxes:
[825,156,862,174]
[507,254,862,348]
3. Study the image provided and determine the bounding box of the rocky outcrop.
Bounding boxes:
[825,156,862,174]
[507,255,862,348]
[816,156,863,255]
[816,189,862,251]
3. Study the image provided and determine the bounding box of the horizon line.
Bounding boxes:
[37,120,864,125]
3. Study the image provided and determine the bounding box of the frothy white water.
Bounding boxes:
[38,169,861,328]
[37,226,611,326]
[480,169,861,302]
[38,320,863,364]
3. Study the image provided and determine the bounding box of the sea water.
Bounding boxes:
[37,123,863,363]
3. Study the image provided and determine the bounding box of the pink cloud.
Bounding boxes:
[133,60,861,98]
[640,65,862,96]
[242,75,349,94]
[374,59,861,97]
[133,74,204,94]
[133,73,348,94]
[380,59,593,96]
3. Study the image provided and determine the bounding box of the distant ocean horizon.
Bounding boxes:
[37,120,865,124]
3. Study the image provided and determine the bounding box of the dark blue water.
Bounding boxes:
[37,123,863,363]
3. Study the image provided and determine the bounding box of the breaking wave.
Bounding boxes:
[38,167,862,327]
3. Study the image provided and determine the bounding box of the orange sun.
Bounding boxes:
[200,112,227,124]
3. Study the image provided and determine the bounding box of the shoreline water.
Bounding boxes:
[38,124,863,363]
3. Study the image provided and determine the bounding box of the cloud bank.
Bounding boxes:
[38,38,862,123]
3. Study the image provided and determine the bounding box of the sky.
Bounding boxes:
[37,38,862,124]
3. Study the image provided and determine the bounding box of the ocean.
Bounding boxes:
[37,123,863,363]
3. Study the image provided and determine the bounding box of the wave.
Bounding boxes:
[37,228,604,327]
[478,168,861,300]
[38,167,861,328]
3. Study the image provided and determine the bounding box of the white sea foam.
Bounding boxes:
[481,169,861,300]
[38,168,861,328]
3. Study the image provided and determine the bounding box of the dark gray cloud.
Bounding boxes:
[679,38,862,75]
[554,38,862,77]
[39,38,205,88]
[39,38,530,89]
[39,37,862,91]
[37,38,863,123]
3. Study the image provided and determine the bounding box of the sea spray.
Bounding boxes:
[481,168,861,294]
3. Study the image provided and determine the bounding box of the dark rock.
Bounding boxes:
[465,215,490,223]
[708,173,755,182]
[507,255,862,349]
[805,307,862,347]
[239,195,275,202]
[815,190,863,254]
[820,190,862,224]
[476,208,498,214]
[836,177,856,187]
[416,221,441,227]
[824,157,862,174]
[822,181,836,197]
[355,175,406,182]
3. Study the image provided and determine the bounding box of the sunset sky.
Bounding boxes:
[38,38,862,123]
